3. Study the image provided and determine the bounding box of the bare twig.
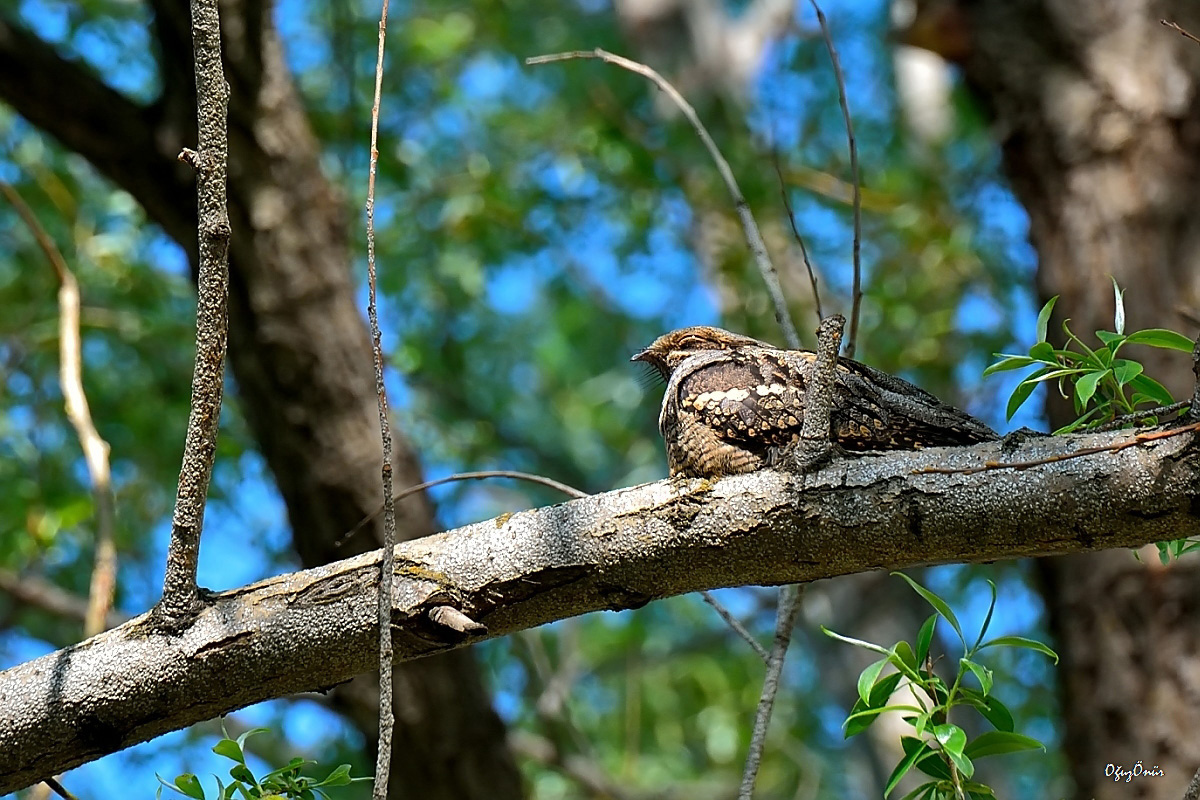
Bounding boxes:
[526,48,800,349]
[0,568,130,627]
[770,151,823,322]
[701,591,770,663]
[365,2,395,796]
[808,1,862,358]
[1162,19,1200,46]
[1093,400,1191,431]
[738,583,805,799]
[43,777,77,800]
[0,181,117,636]
[739,315,843,798]
[158,0,231,622]
[913,422,1200,476]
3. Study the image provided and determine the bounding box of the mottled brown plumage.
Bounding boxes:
[633,326,997,477]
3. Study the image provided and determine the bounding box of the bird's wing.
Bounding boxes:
[674,349,810,450]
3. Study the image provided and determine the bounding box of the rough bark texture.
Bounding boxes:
[0,3,522,797]
[961,2,1200,797]
[4,430,1200,793]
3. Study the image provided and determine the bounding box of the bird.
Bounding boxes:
[632,325,998,478]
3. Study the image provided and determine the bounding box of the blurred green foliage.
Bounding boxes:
[0,1,1061,798]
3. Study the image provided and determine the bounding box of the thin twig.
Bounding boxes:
[769,151,823,322]
[1093,400,1191,431]
[701,591,770,663]
[43,777,78,800]
[913,422,1200,476]
[1,181,117,636]
[808,1,862,358]
[738,584,805,799]
[1162,19,1200,46]
[159,0,231,621]
[526,48,800,349]
[365,2,395,797]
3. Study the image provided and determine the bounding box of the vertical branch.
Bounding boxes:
[365,2,396,797]
[1,181,117,637]
[808,1,862,358]
[526,49,800,349]
[159,0,231,620]
[739,314,843,799]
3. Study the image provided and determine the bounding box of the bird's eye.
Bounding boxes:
[679,335,712,349]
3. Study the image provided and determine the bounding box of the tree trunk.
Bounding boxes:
[0,2,523,797]
[961,1,1200,797]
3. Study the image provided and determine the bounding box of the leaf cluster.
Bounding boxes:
[823,574,1057,799]
[156,728,368,800]
[986,280,1193,432]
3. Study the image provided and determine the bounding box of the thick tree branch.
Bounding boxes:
[3,428,1198,792]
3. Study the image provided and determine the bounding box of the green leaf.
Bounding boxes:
[1123,328,1196,351]
[1111,359,1143,385]
[1052,407,1102,435]
[212,738,245,765]
[859,658,890,705]
[1027,367,1086,383]
[1111,277,1126,335]
[979,635,1059,664]
[946,749,975,780]
[1095,330,1125,348]
[1074,369,1109,407]
[235,727,270,751]
[175,774,206,800]
[1028,340,1056,362]
[898,783,940,800]
[916,614,937,664]
[983,355,1037,376]
[886,738,933,797]
[1128,374,1176,406]
[961,658,994,696]
[845,672,906,737]
[960,688,1015,732]
[1005,379,1039,421]
[934,723,968,758]
[972,581,998,653]
[902,736,952,780]
[963,731,1047,759]
[316,765,354,787]
[892,640,919,675]
[1035,296,1058,342]
[822,626,892,656]
[893,573,964,646]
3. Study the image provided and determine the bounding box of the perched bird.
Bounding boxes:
[632,325,997,478]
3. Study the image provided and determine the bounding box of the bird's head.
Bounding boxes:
[631,326,770,381]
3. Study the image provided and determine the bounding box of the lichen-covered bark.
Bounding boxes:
[961,2,1200,796]
[3,431,1199,792]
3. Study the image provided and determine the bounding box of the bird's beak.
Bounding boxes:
[631,348,649,363]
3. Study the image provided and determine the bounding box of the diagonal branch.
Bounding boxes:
[3,427,1198,792]
[526,48,801,349]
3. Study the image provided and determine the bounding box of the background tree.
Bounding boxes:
[1,1,1195,798]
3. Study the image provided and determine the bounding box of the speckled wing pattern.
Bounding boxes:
[660,345,997,478]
